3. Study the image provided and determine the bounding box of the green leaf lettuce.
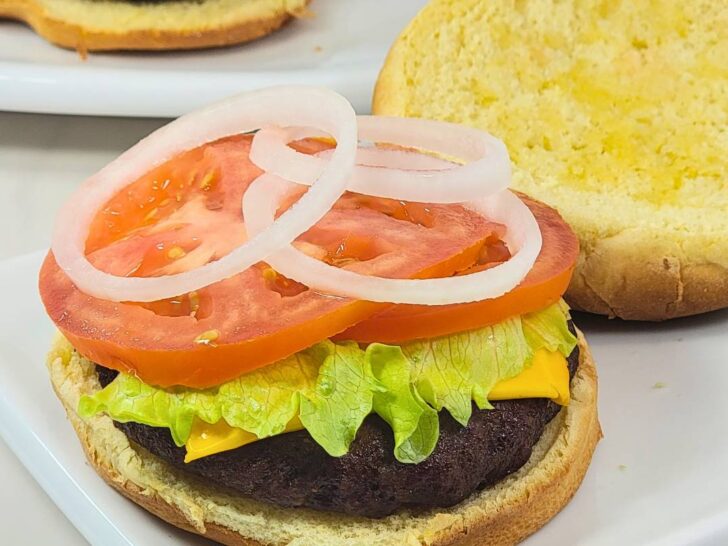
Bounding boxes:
[79,302,576,464]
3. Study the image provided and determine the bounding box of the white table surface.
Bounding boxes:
[0,110,167,545]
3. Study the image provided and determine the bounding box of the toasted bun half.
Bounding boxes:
[0,0,310,52]
[47,330,600,546]
[373,0,728,321]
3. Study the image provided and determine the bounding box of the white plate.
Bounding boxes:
[2,250,728,545]
[0,0,425,117]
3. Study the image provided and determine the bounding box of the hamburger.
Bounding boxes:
[40,87,600,545]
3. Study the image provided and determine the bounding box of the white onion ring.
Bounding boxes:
[258,126,456,171]
[53,87,538,306]
[51,86,357,302]
[250,116,511,203]
[243,175,542,305]
[317,147,456,171]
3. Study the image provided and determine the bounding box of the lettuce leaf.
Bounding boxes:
[402,315,533,424]
[79,302,576,464]
[522,301,576,355]
[368,344,439,464]
[78,376,220,447]
[299,341,384,457]
[216,345,318,439]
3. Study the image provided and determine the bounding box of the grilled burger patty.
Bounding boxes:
[96,323,579,518]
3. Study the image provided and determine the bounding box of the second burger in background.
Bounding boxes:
[0,0,311,51]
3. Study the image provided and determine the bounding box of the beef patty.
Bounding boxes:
[97,323,579,518]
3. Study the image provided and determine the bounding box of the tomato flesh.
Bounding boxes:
[337,195,579,343]
[39,135,499,388]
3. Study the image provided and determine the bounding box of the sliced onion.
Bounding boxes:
[250,116,511,203]
[318,147,456,171]
[258,125,456,171]
[53,86,535,307]
[243,175,542,305]
[51,86,357,302]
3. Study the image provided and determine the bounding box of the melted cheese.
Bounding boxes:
[489,348,570,406]
[185,416,303,463]
[184,349,569,462]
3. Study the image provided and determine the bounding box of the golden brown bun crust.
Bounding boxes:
[0,0,310,52]
[48,331,600,546]
[566,235,728,321]
[91,461,266,546]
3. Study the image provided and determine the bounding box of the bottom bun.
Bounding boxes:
[0,0,310,52]
[47,330,601,546]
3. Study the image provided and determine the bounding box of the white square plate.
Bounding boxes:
[2,250,728,545]
[0,0,426,117]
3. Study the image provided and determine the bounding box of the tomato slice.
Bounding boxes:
[337,195,579,343]
[39,135,499,388]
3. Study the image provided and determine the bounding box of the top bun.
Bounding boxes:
[374,0,728,320]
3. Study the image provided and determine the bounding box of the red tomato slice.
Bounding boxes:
[39,135,499,388]
[337,195,579,343]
